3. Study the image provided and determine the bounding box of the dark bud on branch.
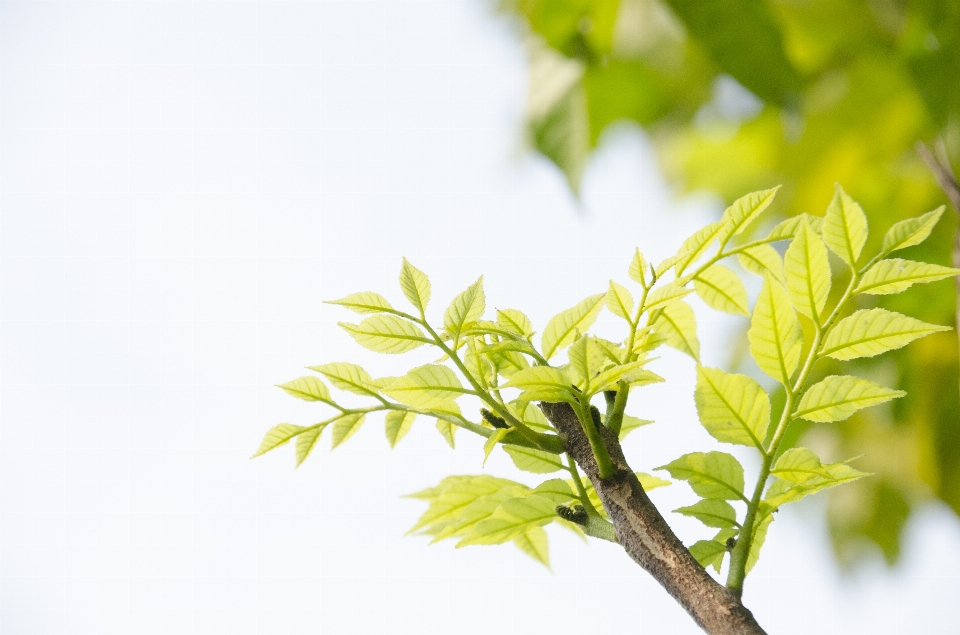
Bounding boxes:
[590,405,602,428]
[480,408,509,429]
[556,503,589,526]
[603,390,617,408]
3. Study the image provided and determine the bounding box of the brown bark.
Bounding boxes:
[540,401,767,635]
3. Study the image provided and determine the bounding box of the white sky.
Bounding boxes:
[3,2,960,634]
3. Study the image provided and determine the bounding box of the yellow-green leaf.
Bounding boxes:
[278,376,333,403]
[457,494,558,546]
[820,308,950,360]
[657,451,745,501]
[689,538,728,572]
[384,364,467,408]
[674,220,729,275]
[764,461,869,508]
[541,294,605,359]
[251,423,306,458]
[444,277,485,343]
[295,425,325,465]
[652,300,700,360]
[326,291,395,315]
[718,186,780,243]
[619,415,653,440]
[745,513,773,574]
[795,375,905,423]
[530,478,578,503]
[513,525,550,567]
[428,484,530,542]
[503,366,575,402]
[436,419,456,448]
[770,448,831,484]
[637,473,672,491]
[674,499,738,529]
[385,411,416,448]
[767,214,824,241]
[822,184,868,267]
[854,259,960,295]
[645,284,695,312]
[693,264,749,316]
[881,206,945,255]
[784,219,831,323]
[504,445,566,473]
[339,315,429,354]
[738,244,785,283]
[592,360,663,394]
[567,336,594,390]
[496,308,533,337]
[483,428,509,466]
[399,258,431,314]
[749,276,803,386]
[409,475,524,534]
[628,248,647,286]
[695,366,770,449]
[308,362,378,396]
[330,413,365,449]
[605,280,634,321]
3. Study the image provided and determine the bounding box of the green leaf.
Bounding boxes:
[436,419,456,448]
[530,478,578,504]
[745,513,773,574]
[637,473,672,491]
[399,258,431,315]
[513,525,550,567]
[504,445,566,474]
[784,219,831,323]
[655,252,691,278]
[385,411,416,448]
[592,360,663,395]
[340,315,430,354]
[567,336,594,390]
[738,244,785,284]
[674,221,729,275]
[458,494,559,546]
[628,248,647,286]
[820,308,950,360]
[767,214,824,241]
[619,415,653,440]
[295,425,325,466]
[717,186,780,243]
[326,291,395,315]
[674,499,739,529]
[278,376,333,403]
[854,259,960,295]
[606,280,634,321]
[645,284,695,311]
[252,423,306,458]
[822,184,868,267]
[496,309,534,337]
[384,364,468,408]
[330,413,365,449]
[658,451,746,501]
[765,459,869,508]
[795,375,906,423]
[444,277,485,344]
[483,428,509,466]
[409,475,524,534]
[770,448,831,484]
[541,294,605,359]
[749,276,803,386]
[404,475,472,501]
[308,362,378,396]
[693,264,749,316]
[689,538,728,572]
[695,366,770,449]
[652,300,700,360]
[503,366,575,402]
[881,206,945,255]
[429,484,530,542]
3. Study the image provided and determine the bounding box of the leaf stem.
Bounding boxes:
[575,395,617,479]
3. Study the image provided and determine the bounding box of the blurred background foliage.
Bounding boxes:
[499,0,960,568]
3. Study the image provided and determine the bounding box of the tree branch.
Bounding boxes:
[540,401,767,635]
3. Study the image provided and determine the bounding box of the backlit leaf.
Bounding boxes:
[436,419,457,448]
[738,244,785,283]
[695,366,770,449]
[694,264,749,315]
[749,276,802,386]
[854,259,960,295]
[399,258,431,314]
[308,362,378,396]
[496,309,534,337]
[652,300,700,360]
[513,525,550,567]
[645,284,695,311]
[278,376,333,403]
[295,425,325,465]
[820,308,950,360]
[503,366,576,402]
[619,415,653,440]
[745,513,773,574]
[252,423,306,458]
[444,277,485,344]
[689,538,728,572]
[606,280,634,321]
[326,291,395,315]
[770,448,831,484]
[718,186,780,243]
[592,360,662,394]
[385,411,416,448]
[658,451,746,501]
[767,214,824,241]
[330,413,365,449]
[823,184,868,267]
[483,428,509,466]
[880,206,945,255]
[384,364,468,408]
[674,499,739,529]
[784,219,831,323]
[795,375,905,423]
[340,315,430,354]
[458,494,559,546]
[541,294,605,359]
[628,248,647,286]
[409,475,524,534]
[504,445,566,474]
[674,221,729,275]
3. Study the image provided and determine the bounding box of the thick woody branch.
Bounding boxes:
[540,401,767,635]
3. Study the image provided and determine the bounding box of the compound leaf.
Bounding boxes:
[384,364,468,408]
[340,315,430,354]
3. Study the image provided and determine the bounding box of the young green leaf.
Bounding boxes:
[444,277,485,344]
[628,248,647,286]
[385,411,416,448]
[530,479,579,504]
[695,366,770,449]
[567,336,594,390]
[606,280,635,321]
[409,476,524,534]
[436,419,456,448]
[784,219,831,323]
[503,366,576,402]
[308,362,379,396]
[657,451,746,501]
[764,461,869,508]
[854,259,960,295]
[457,493,559,546]
[512,525,550,567]
[504,445,566,473]
[645,284,695,311]
[738,244,785,283]
[326,291,396,315]
[745,513,773,574]
[278,376,334,403]
[399,258,431,315]
[794,375,905,423]
[483,428,510,466]
[689,538,728,572]
[674,499,739,529]
[384,364,469,408]
[766,214,824,241]
[880,206,945,255]
[592,360,663,395]
[330,413,365,449]
[820,308,950,360]
[674,220,729,275]
[496,309,534,337]
[652,300,700,360]
[770,448,831,484]
[619,415,653,440]
[339,315,430,354]
[749,276,803,386]
[428,484,530,542]
[251,423,307,458]
[693,264,750,316]
[822,184,868,267]
[717,186,780,244]
[637,473,672,491]
[541,294,605,359]
[295,425,325,465]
